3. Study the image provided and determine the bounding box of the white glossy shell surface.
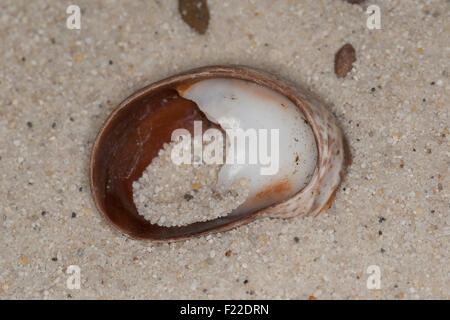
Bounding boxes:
[180,78,318,214]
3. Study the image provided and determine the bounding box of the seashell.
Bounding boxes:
[178,78,318,217]
[90,66,350,241]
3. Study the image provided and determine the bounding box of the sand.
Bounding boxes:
[133,141,250,227]
[0,0,448,299]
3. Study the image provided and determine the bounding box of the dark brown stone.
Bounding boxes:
[178,0,210,35]
[335,43,357,78]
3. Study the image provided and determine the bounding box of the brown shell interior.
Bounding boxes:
[90,66,347,241]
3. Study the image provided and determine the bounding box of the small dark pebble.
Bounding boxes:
[109,60,113,65]
[344,0,364,4]
[243,279,249,284]
[52,122,56,129]
[178,0,210,35]
[378,216,386,223]
[184,193,194,201]
[380,248,385,253]
[413,148,416,152]
[41,211,47,216]
[294,236,300,243]
[71,212,77,218]
[371,87,376,92]
[26,121,33,128]
[51,257,57,261]
[335,43,357,78]
[69,117,75,122]
[431,210,435,214]
[437,183,443,191]
[79,187,83,192]
[21,57,26,62]
[430,81,435,85]
[378,231,383,235]
[426,148,432,154]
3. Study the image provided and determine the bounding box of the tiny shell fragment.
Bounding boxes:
[335,43,356,78]
[178,0,210,35]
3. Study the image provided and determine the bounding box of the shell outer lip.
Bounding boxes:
[90,65,349,242]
